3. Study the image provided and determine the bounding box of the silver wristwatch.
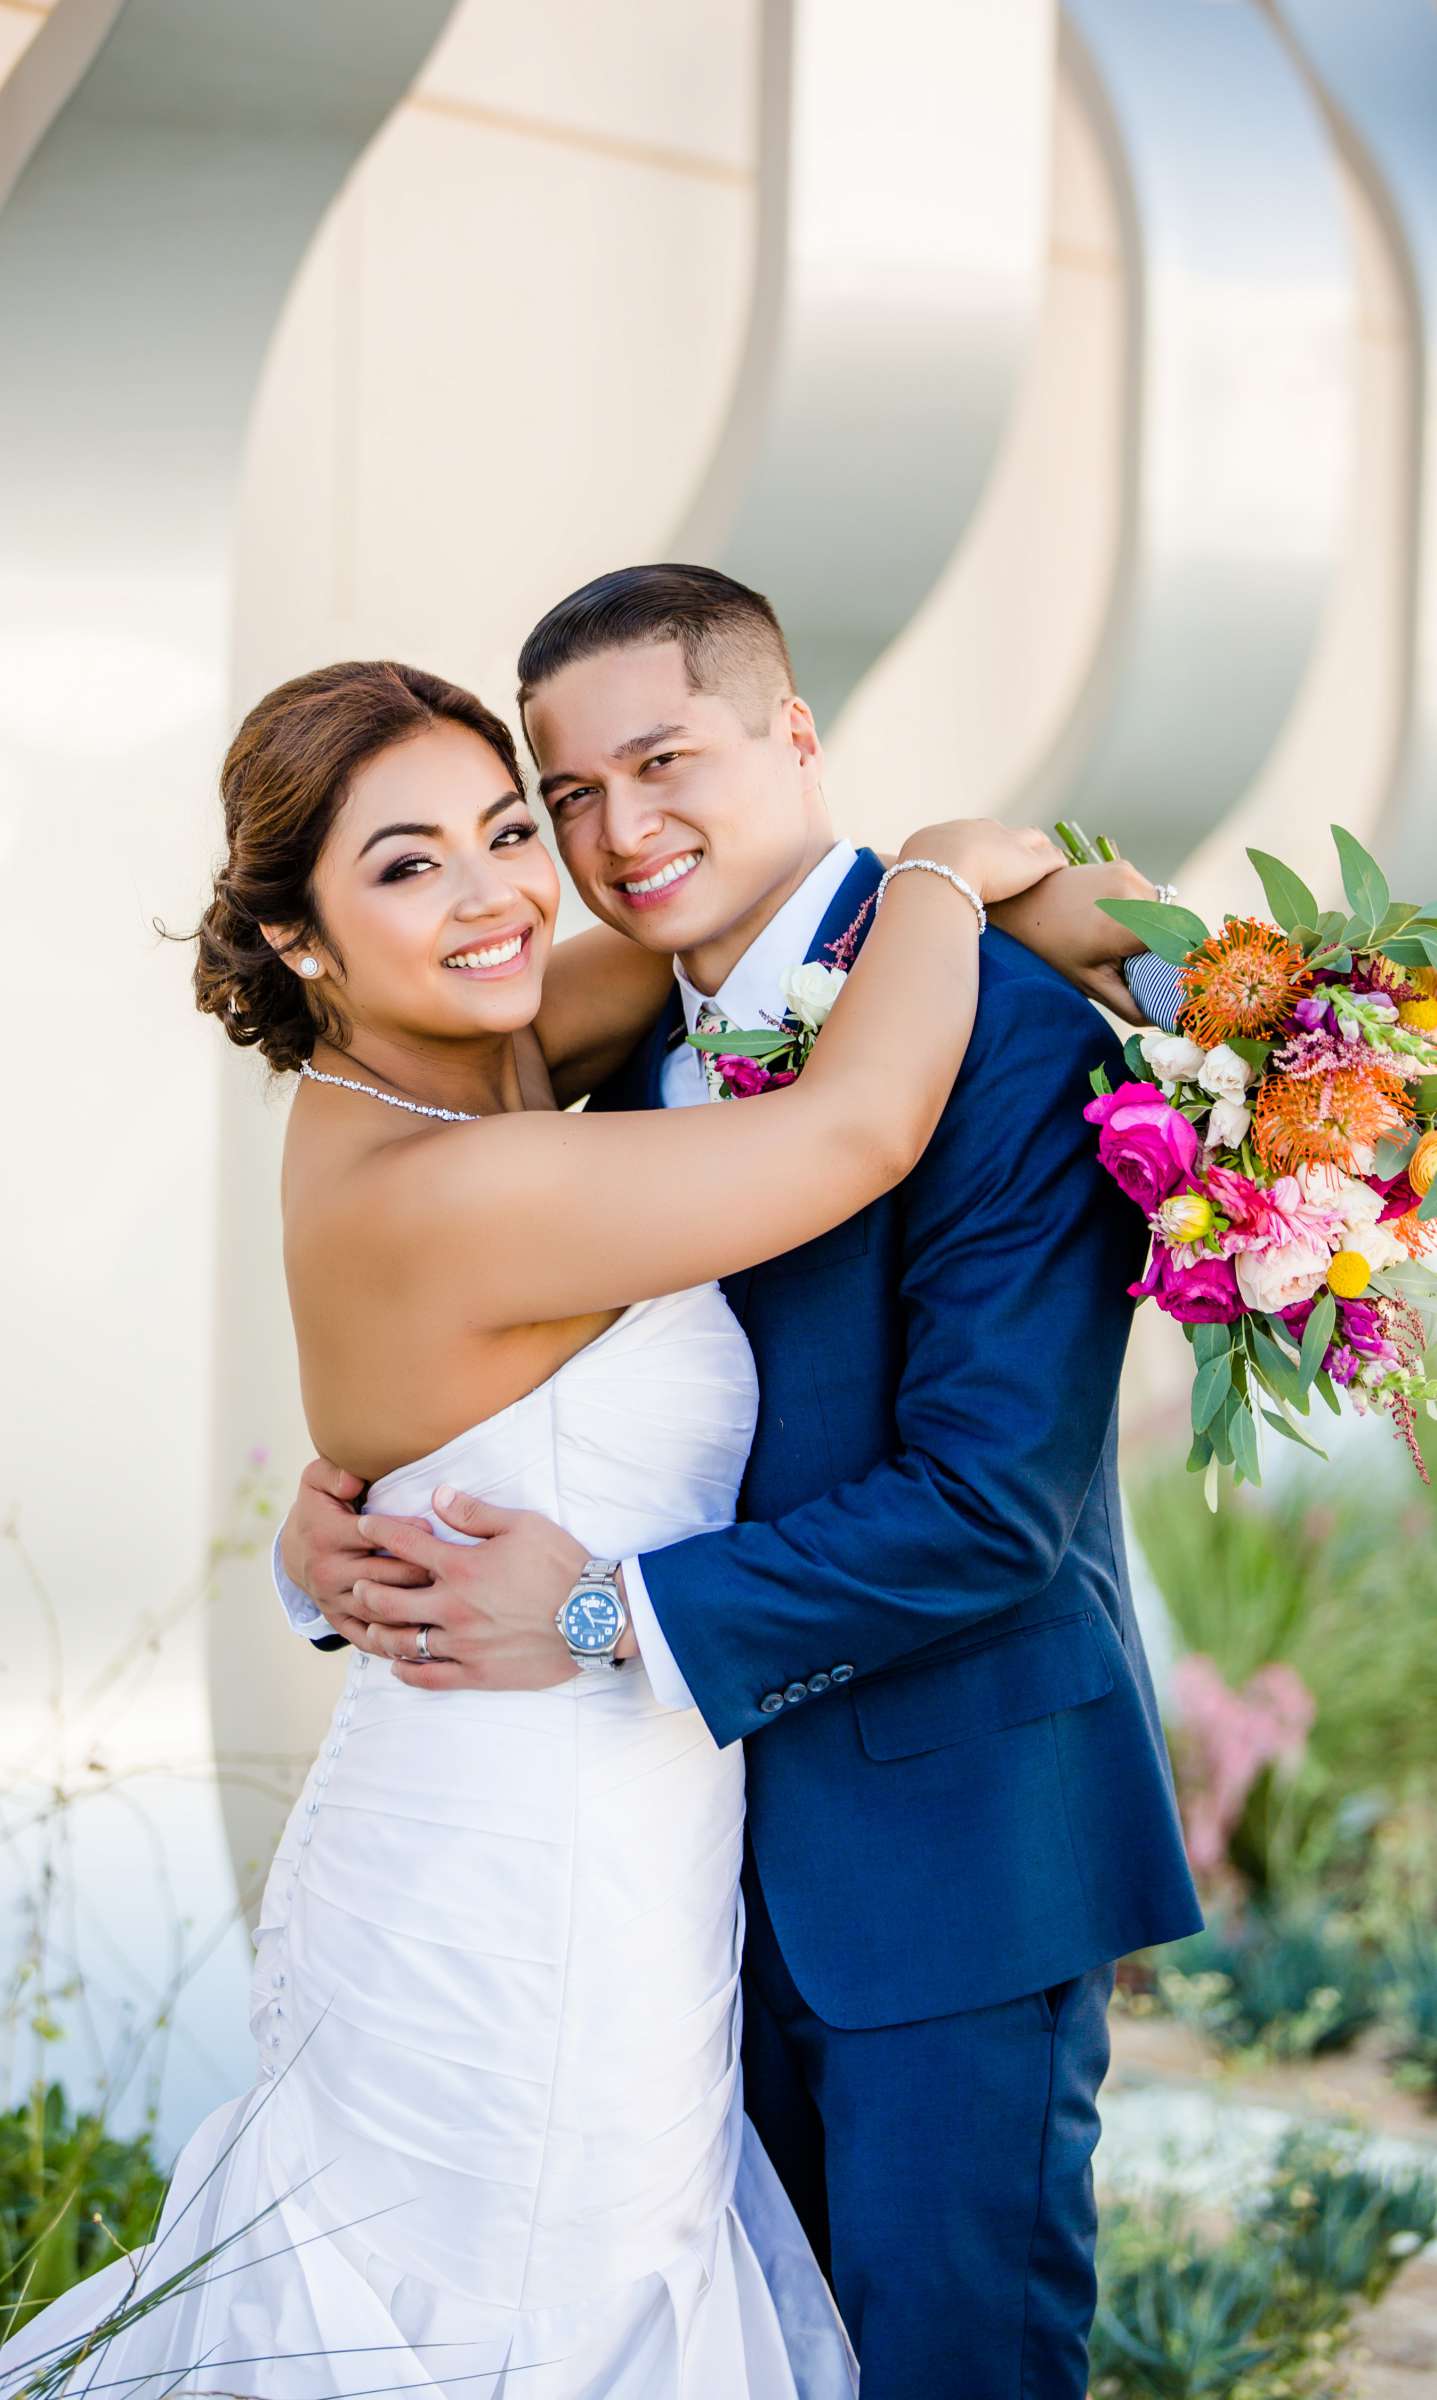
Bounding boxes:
[555,1558,628,1674]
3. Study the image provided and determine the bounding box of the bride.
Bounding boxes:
[1,660,1059,2397]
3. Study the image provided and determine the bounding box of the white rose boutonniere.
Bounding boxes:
[780,961,847,1035]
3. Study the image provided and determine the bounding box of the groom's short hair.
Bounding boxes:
[516,564,796,738]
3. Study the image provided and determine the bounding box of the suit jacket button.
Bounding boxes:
[807,1672,831,1695]
[831,1663,855,1684]
[759,1692,785,1714]
[783,1681,809,1705]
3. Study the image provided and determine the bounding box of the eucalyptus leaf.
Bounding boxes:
[1251,1328,1309,1413]
[1192,1354,1233,1434]
[1246,848,1318,935]
[1192,1321,1233,1368]
[1332,824,1390,929]
[1090,1064,1113,1099]
[1379,934,1437,970]
[1419,1179,1437,1224]
[1227,1037,1273,1071]
[1375,1130,1422,1179]
[1097,898,1209,965]
[1229,1400,1262,1485]
[1299,1291,1337,1389]
[1313,1368,1342,1415]
[688,1029,790,1059]
[1259,1406,1330,1460]
[1315,909,1349,944]
[1186,1430,1213,1473]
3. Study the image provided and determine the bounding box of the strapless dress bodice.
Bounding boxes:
[365,1282,759,1560]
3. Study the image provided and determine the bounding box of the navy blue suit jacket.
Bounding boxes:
[589,850,1201,2028]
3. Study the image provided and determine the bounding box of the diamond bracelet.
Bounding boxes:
[875,856,987,936]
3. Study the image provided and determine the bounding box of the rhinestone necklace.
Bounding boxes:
[299,1060,482,1122]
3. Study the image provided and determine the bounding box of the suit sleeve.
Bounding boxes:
[635,974,1148,1749]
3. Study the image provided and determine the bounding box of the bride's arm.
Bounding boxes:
[532,924,677,1105]
[358,822,1062,1324]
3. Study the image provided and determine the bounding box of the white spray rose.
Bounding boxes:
[1139,1030,1206,1086]
[1294,1162,1384,1233]
[1198,1044,1257,1103]
[781,961,847,1033]
[1343,1218,1407,1275]
[1204,1096,1252,1152]
[1234,1239,1332,1315]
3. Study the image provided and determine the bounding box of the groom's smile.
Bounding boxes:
[523,635,834,992]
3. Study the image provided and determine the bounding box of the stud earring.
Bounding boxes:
[299,958,321,980]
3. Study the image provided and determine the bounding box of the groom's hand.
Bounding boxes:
[989,857,1156,1023]
[279,1455,432,1642]
[347,1493,622,1691]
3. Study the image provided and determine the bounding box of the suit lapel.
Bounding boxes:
[724,851,883,1325]
[806,847,883,969]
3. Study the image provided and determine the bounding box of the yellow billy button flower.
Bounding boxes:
[1157,1193,1215,1245]
[1398,998,1437,1032]
[1409,1129,1437,1197]
[1327,1249,1372,1300]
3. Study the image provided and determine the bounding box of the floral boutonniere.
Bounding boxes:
[688,961,847,1099]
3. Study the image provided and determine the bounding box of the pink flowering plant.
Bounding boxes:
[1086,827,1437,1500]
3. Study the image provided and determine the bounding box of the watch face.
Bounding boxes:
[562,1586,622,1652]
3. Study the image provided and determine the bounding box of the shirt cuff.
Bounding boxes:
[271,1529,336,1643]
[1123,951,1184,1034]
[621,1555,696,1711]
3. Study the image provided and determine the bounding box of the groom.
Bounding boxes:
[276,564,1201,2396]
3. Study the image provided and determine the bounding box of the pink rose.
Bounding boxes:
[1206,1165,1342,1258]
[1233,1237,1332,1315]
[1131,1245,1244,1324]
[1085,1082,1201,1213]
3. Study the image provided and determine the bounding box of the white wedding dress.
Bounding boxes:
[1,1286,856,2398]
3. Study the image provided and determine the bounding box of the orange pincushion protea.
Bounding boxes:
[1393,1207,1437,1262]
[1179,917,1314,1047]
[1253,1059,1412,1175]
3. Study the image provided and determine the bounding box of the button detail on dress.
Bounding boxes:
[783,1682,808,1706]
[806,1672,831,1695]
[759,1693,785,1715]
[830,1663,855,1684]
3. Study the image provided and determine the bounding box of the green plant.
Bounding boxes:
[1259,2129,1437,2301]
[1159,1907,1377,2061]
[1132,1464,1437,1896]
[0,2082,165,2316]
[1092,2134,1437,2399]
[1384,1923,1437,2102]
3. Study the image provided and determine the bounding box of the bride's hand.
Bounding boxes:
[899,818,1066,906]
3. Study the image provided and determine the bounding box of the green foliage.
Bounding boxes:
[1093,2133,1437,2399]
[1386,1924,1437,2102]
[1132,1466,1437,1893]
[1098,896,1211,964]
[1159,1908,1377,2062]
[0,2083,165,2320]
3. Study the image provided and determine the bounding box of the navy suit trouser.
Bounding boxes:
[740,1866,1114,2400]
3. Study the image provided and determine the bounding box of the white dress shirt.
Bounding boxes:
[621,841,859,1706]
[272,840,862,1697]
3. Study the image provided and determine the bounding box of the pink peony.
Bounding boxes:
[1085,1083,1201,1213]
[1131,1245,1245,1324]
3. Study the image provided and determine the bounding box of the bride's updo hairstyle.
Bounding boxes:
[195,660,524,1072]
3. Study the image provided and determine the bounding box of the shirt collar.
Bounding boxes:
[675,841,859,1041]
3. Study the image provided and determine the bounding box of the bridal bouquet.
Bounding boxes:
[1086,827,1437,1500]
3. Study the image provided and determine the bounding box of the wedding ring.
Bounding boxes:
[414,1624,434,1664]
